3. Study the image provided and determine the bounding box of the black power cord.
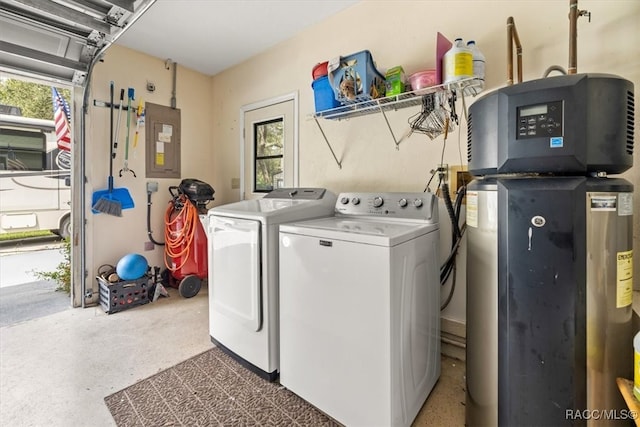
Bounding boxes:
[147,190,165,246]
[440,174,467,311]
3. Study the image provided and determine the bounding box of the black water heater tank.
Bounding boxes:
[467,73,634,175]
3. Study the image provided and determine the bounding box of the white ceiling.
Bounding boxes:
[116,0,359,76]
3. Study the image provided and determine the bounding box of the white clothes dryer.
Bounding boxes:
[279,192,441,427]
[207,188,336,380]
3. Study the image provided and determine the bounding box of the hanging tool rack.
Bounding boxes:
[93,99,132,110]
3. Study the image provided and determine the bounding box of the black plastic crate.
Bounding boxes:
[97,275,151,314]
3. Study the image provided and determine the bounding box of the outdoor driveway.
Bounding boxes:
[0,239,70,326]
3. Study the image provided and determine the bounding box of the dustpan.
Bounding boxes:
[91,176,135,214]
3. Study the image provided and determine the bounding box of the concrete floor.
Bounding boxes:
[1,284,637,427]
[0,286,212,427]
[0,283,466,427]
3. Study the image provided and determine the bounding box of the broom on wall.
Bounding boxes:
[92,81,134,216]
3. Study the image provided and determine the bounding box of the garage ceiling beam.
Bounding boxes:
[0,6,92,39]
[66,0,112,17]
[0,0,155,86]
[9,0,113,34]
[0,40,86,71]
[103,0,134,13]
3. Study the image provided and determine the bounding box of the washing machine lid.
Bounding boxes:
[209,190,337,224]
[262,187,328,200]
[212,198,310,214]
[280,217,439,247]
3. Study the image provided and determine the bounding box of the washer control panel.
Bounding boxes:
[336,192,437,221]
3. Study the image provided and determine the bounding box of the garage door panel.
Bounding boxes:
[0,0,155,84]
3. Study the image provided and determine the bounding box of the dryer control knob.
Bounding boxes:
[413,198,423,207]
[351,197,360,205]
[398,198,408,207]
[340,197,350,204]
[372,196,384,208]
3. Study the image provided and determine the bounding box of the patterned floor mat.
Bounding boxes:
[104,346,340,426]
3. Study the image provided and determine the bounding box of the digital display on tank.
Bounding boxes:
[519,104,548,117]
[516,100,563,140]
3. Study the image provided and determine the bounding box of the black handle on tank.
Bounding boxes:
[168,185,181,199]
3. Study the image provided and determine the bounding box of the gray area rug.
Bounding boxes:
[104,346,340,426]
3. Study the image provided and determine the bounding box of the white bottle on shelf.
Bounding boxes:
[443,38,473,85]
[467,40,485,93]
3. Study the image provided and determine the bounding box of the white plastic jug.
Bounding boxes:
[443,38,473,85]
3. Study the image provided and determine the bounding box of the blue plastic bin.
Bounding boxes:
[312,76,340,113]
[327,50,386,104]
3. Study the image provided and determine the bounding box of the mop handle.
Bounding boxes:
[125,89,133,161]
[119,88,137,178]
[108,81,114,188]
[113,88,124,158]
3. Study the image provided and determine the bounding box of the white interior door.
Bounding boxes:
[241,93,298,200]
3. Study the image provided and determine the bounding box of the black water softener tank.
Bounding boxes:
[465,74,634,426]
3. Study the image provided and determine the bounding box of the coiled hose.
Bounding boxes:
[164,195,199,272]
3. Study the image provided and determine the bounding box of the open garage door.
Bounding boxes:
[1,0,156,308]
[0,0,156,84]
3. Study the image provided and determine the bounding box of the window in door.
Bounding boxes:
[242,94,297,200]
[254,118,284,192]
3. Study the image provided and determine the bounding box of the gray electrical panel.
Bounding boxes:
[145,102,181,178]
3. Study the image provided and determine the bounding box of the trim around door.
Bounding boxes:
[239,92,299,200]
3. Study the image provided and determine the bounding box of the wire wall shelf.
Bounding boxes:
[311,78,479,121]
[310,78,481,169]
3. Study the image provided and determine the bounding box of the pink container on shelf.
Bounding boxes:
[409,69,437,92]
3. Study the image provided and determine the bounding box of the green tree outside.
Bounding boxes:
[0,78,71,120]
[255,119,284,191]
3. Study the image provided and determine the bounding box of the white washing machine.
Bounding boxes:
[207,188,336,380]
[279,192,441,427]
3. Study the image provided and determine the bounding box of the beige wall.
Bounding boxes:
[87,1,639,323]
[209,0,640,324]
[87,45,213,286]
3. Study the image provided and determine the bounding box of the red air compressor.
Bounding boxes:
[163,179,214,297]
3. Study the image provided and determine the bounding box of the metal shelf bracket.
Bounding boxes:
[378,105,401,150]
[312,116,342,169]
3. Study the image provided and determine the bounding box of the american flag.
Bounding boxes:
[51,87,71,152]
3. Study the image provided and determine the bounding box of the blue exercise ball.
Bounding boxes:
[116,253,149,280]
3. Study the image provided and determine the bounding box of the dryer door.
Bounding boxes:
[211,216,262,331]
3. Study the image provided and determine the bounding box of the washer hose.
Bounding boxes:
[440,184,467,310]
[441,180,461,239]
